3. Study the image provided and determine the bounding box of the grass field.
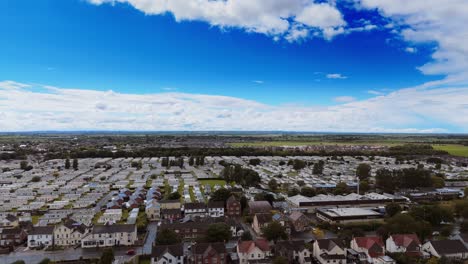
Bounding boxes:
[433,144,468,157]
[229,141,400,147]
[198,179,228,188]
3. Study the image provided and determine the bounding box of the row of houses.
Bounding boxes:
[26,220,137,249]
[145,195,243,221]
[150,234,468,264]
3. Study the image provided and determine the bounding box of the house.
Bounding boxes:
[54,219,89,246]
[248,201,272,215]
[226,195,241,217]
[81,224,137,248]
[0,214,19,228]
[275,240,312,264]
[189,242,227,264]
[151,244,184,264]
[0,227,27,246]
[422,239,468,259]
[27,226,55,249]
[161,208,182,220]
[289,211,310,232]
[160,219,223,240]
[272,213,291,235]
[386,234,421,257]
[146,199,161,221]
[208,201,225,217]
[226,218,245,238]
[184,202,207,218]
[312,239,346,264]
[160,200,181,210]
[237,239,271,264]
[350,236,385,263]
[252,213,272,235]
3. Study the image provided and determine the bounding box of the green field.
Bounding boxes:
[229,140,400,147]
[198,179,228,188]
[433,144,468,157]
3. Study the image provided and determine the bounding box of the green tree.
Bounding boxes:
[100,248,114,264]
[300,187,316,197]
[385,203,402,217]
[268,179,278,191]
[31,176,41,182]
[375,168,395,193]
[356,163,372,180]
[210,188,232,203]
[241,231,252,241]
[11,261,25,264]
[464,187,468,198]
[249,158,261,166]
[205,223,232,242]
[272,256,288,264]
[72,158,78,170]
[288,188,300,197]
[168,192,181,200]
[431,176,445,188]
[155,228,181,245]
[359,180,370,194]
[188,156,194,166]
[20,161,28,170]
[312,160,325,175]
[334,182,348,195]
[38,258,51,264]
[262,221,288,242]
[65,158,71,169]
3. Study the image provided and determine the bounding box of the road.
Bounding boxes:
[1,222,159,264]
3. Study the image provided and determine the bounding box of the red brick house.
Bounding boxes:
[189,242,227,264]
[226,195,241,217]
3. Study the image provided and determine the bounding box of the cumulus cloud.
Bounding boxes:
[87,0,348,41]
[0,80,466,132]
[326,73,347,79]
[334,96,356,103]
[359,0,468,83]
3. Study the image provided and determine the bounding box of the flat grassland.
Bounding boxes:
[229,141,400,147]
[433,144,468,157]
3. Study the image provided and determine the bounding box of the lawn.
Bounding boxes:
[229,141,399,147]
[433,144,468,157]
[198,179,228,189]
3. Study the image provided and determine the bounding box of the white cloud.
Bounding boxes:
[405,47,417,53]
[0,80,466,132]
[87,0,348,41]
[333,96,356,103]
[0,81,31,90]
[359,0,468,83]
[253,80,264,84]
[326,73,347,79]
[367,90,384,95]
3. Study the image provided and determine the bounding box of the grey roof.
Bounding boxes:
[92,224,135,234]
[429,239,468,255]
[29,226,55,235]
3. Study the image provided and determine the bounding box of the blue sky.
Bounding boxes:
[0,0,467,132]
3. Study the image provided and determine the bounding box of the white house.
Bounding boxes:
[28,226,55,249]
[98,209,122,224]
[151,244,184,264]
[237,239,271,264]
[54,219,89,246]
[81,224,137,248]
[385,234,421,256]
[207,201,225,217]
[422,240,468,259]
[145,199,161,221]
[184,202,207,218]
[313,239,347,264]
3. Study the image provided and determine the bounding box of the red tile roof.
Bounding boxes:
[354,236,384,258]
[390,234,421,248]
[238,239,270,253]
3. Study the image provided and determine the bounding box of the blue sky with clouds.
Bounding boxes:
[0,0,467,132]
